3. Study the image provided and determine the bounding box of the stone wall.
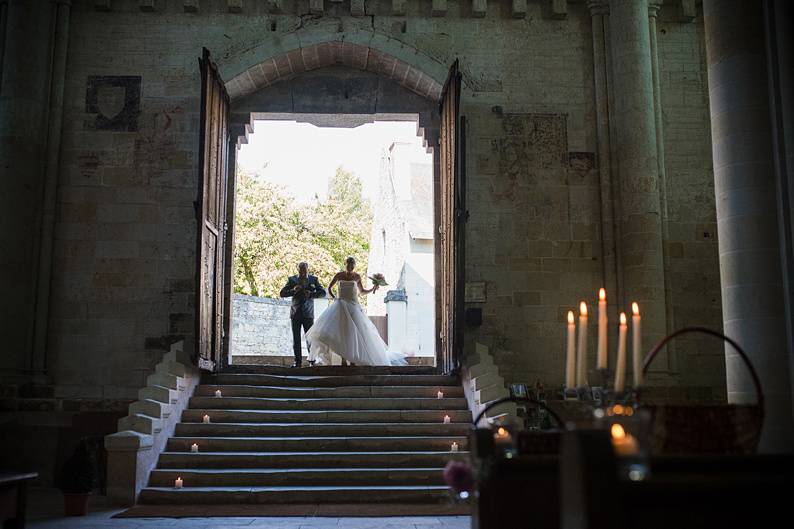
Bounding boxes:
[229,294,331,359]
[1,0,725,403]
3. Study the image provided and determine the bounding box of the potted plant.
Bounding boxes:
[58,440,95,516]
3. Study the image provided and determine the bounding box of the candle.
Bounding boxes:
[493,426,513,446]
[565,310,576,388]
[597,288,608,370]
[190,443,198,453]
[631,302,643,388]
[174,476,183,489]
[610,423,639,456]
[202,414,210,424]
[450,442,459,452]
[614,313,628,393]
[443,415,451,424]
[437,390,444,399]
[576,301,588,387]
[214,389,222,398]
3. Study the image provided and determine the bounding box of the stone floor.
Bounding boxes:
[27,489,471,529]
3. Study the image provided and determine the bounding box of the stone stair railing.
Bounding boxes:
[461,341,516,425]
[104,340,200,506]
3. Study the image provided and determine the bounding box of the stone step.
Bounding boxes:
[157,451,466,469]
[188,396,468,411]
[219,365,439,376]
[166,436,468,453]
[204,374,458,388]
[194,385,464,399]
[175,422,471,438]
[181,409,471,424]
[139,485,452,504]
[149,467,446,487]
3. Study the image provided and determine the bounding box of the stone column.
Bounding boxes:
[704,0,794,451]
[0,0,56,382]
[607,0,669,373]
[385,289,407,353]
[587,1,622,315]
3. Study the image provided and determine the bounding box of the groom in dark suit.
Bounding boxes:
[280,261,326,367]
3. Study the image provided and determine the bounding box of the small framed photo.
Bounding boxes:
[509,383,528,398]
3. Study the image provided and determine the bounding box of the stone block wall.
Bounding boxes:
[230,294,304,359]
[12,0,723,403]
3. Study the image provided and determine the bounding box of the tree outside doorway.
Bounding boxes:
[233,165,372,299]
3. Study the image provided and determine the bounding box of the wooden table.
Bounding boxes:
[0,473,37,529]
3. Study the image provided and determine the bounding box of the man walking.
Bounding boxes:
[280,262,326,367]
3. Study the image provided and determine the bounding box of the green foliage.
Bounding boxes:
[233,166,372,299]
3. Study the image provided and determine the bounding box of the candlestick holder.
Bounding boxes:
[575,386,594,401]
[562,386,579,401]
[590,368,612,405]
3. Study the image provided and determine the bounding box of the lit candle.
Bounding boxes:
[443,415,451,424]
[610,423,639,456]
[174,476,183,489]
[631,302,643,388]
[202,414,210,424]
[597,288,608,370]
[214,389,222,398]
[450,442,459,452]
[576,301,588,387]
[565,310,576,388]
[493,426,513,447]
[437,390,444,399]
[190,443,198,453]
[614,313,628,393]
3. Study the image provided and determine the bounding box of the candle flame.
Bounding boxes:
[599,288,606,301]
[497,427,507,436]
[620,312,627,325]
[579,301,588,316]
[567,311,574,324]
[611,423,626,440]
[632,302,640,316]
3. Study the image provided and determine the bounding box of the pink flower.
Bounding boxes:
[443,460,474,493]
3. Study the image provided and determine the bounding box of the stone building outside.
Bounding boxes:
[367,141,435,361]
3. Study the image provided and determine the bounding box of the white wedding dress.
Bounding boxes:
[306,280,407,366]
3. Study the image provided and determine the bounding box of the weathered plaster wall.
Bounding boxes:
[41,0,723,402]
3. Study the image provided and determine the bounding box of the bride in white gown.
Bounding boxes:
[306,257,407,366]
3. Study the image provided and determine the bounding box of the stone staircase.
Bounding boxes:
[137,366,470,505]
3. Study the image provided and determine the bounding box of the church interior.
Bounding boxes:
[1,0,792,527]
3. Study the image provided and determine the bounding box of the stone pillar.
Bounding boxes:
[704,0,794,451]
[607,0,669,373]
[587,0,623,352]
[0,0,56,382]
[385,289,407,353]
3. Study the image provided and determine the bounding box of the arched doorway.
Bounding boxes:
[194,43,464,374]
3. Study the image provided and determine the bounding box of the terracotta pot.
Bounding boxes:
[63,493,90,516]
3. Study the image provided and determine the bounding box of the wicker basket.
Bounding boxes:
[638,327,764,455]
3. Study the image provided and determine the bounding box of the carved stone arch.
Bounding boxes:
[222,39,446,103]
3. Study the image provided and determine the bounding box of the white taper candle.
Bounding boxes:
[576,301,589,387]
[614,312,628,393]
[565,311,576,388]
[632,302,643,388]
[597,288,608,370]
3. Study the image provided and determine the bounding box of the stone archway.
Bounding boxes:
[222,39,445,103]
[212,39,460,372]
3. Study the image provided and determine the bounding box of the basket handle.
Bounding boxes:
[640,327,765,411]
[472,396,564,428]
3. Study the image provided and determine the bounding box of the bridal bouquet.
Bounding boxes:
[368,273,388,287]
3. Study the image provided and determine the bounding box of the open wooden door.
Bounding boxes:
[438,60,465,374]
[195,48,230,371]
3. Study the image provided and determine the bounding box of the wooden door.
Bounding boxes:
[195,48,230,371]
[438,60,464,374]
